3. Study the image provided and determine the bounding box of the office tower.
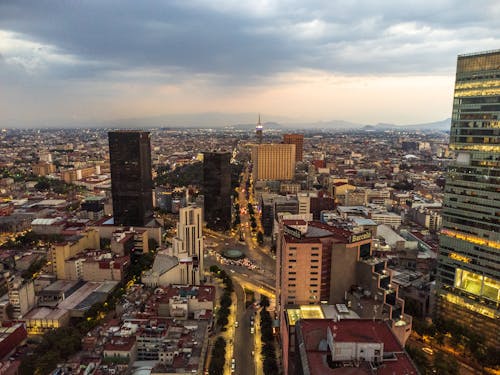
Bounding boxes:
[252,144,296,181]
[437,50,500,348]
[108,131,154,226]
[256,114,263,144]
[203,151,231,231]
[252,143,296,181]
[172,206,204,284]
[283,133,304,162]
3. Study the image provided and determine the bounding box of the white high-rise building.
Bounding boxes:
[173,206,204,284]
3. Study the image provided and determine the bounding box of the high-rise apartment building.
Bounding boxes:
[108,131,154,227]
[437,50,500,348]
[203,151,231,231]
[172,206,204,284]
[252,144,296,181]
[283,133,304,162]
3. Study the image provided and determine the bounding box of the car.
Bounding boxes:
[250,327,255,334]
[235,321,239,328]
[422,347,434,355]
[231,358,235,364]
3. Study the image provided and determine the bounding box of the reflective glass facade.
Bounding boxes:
[437,50,500,347]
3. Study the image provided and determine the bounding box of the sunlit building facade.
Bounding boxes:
[437,50,500,348]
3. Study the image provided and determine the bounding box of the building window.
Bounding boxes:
[289,260,296,263]
[289,271,296,275]
[289,278,296,281]
[311,266,318,269]
[310,272,318,275]
[311,259,319,263]
[311,253,319,257]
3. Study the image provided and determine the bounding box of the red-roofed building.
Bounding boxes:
[103,336,137,364]
[295,319,419,375]
[0,323,27,360]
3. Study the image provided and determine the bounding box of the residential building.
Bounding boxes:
[6,276,35,319]
[172,206,204,284]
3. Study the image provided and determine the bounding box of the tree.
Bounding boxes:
[148,238,158,252]
[260,295,270,308]
[257,231,264,245]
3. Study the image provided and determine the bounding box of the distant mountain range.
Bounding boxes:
[226,118,451,131]
[27,113,450,131]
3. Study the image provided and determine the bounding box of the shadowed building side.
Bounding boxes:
[203,151,231,231]
[108,131,154,227]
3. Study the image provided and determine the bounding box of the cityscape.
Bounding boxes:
[0,2,499,375]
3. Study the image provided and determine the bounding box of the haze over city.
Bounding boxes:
[1,0,499,128]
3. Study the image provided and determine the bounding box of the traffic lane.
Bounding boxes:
[233,281,256,375]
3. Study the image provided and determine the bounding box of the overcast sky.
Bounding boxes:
[1,0,499,128]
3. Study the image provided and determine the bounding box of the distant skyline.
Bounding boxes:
[1,1,499,128]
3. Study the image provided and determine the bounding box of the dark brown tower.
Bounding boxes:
[203,151,231,231]
[283,133,304,162]
[108,131,153,226]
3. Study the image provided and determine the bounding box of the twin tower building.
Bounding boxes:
[108,131,232,285]
[108,130,232,230]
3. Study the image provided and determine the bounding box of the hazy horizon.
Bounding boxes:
[1,1,499,128]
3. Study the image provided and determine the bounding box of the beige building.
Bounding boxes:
[62,166,99,183]
[23,307,70,335]
[7,276,36,319]
[50,229,100,279]
[252,144,296,181]
[32,162,56,176]
[64,252,129,282]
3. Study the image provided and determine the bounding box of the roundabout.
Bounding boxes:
[223,249,245,259]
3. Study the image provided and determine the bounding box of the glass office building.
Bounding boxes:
[437,50,500,348]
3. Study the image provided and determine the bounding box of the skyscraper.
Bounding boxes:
[252,144,296,181]
[283,133,304,162]
[108,131,154,227]
[173,206,204,284]
[256,114,263,144]
[437,50,500,348]
[203,151,231,231]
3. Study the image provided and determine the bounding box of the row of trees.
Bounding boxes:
[210,266,234,329]
[406,345,459,375]
[208,337,227,375]
[412,317,500,368]
[209,266,234,375]
[259,296,279,375]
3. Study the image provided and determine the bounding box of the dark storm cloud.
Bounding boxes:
[0,0,498,83]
